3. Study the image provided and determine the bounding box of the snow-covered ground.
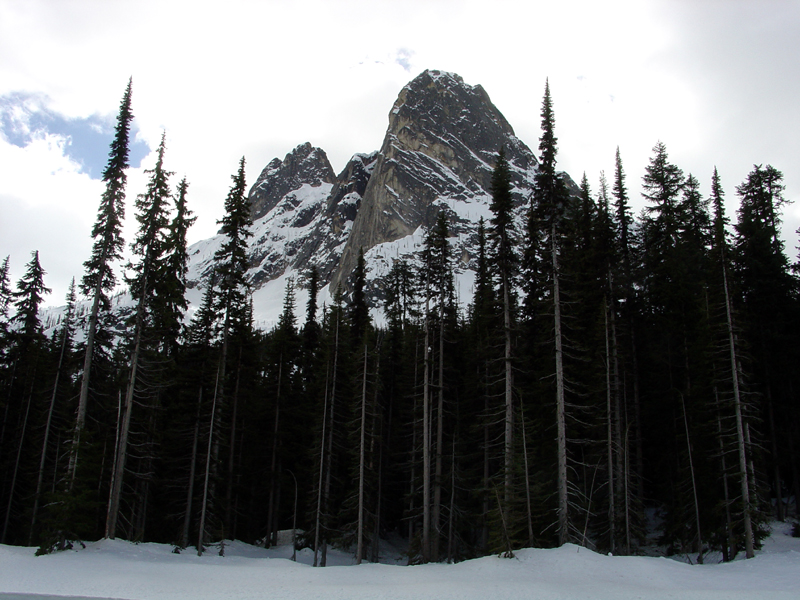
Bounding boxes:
[1,523,798,600]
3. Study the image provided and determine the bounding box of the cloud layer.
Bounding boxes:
[1,0,798,307]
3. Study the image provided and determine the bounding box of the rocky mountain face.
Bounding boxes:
[186,70,548,323]
[331,70,537,291]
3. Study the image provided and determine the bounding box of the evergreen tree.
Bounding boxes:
[71,79,133,485]
[707,167,759,559]
[0,256,13,357]
[158,176,195,355]
[488,146,517,539]
[531,79,572,546]
[30,278,78,547]
[106,131,174,539]
[349,248,370,345]
[735,164,798,527]
[1,251,50,543]
[196,156,252,553]
[11,251,50,344]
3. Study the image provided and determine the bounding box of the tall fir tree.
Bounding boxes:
[1,251,50,543]
[106,131,174,539]
[488,146,517,538]
[71,79,133,486]
[531,79,572,546]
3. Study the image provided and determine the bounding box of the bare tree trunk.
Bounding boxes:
[447,439,456,562]
[266,356,282,548]
[198,362,222,556]
[225,350,243,537]
[408,340,419,545]
[604,298,615,554]
[1,373,35,543]
[679,392,703,563]
[70,277,104,487]
[723,263,754,558]
[766,392,784,521]
[320,316,339,567]
[356,344,368,565]
[181,387,202,549]
[716,402,735,561]
[433,307,445,561]
[503,268,514,520]
[482,361,490,553]
[30,316,72,543]
[552,226,568,545]
[105,316,143,539]
[422,289,431,563]
[312,354,330,567]
[520,400,534,547]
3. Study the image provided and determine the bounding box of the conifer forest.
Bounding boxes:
[2,78,799,567]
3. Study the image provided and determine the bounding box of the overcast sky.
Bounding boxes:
[1,0,799,307]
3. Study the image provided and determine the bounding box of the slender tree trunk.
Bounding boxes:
[70,276,105,487]
[605,298,616,554]
[552,227,568,545]
[1,371,36,543]
[106,256,156,539]
[520,400,534,547]
[320,316,339,567]
[105,316,143,539]
[225,350,243,536]
[447,439,456,562]
[716,401,734,561]
[266,356,282,548]
[679,392,703,563]
[408,340,419,545]
[30,323,71,544]
[482,360,490,553]
[766,392,784,521]
[181,387,203,549]
[433,307,445,561]
[422,289,431,563]
[198,361,222,556]
[357,344,368,564]
[723,263,754,558]
[313,355,330,567]
[503,268,514,519]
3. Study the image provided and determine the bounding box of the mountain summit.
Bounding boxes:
[187,70,544,323]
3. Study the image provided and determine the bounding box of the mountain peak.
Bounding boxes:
[188,71,546,324]
[248,142,335,221]
[331,70,537,291]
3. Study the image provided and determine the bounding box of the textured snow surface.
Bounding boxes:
[1,522,798,600]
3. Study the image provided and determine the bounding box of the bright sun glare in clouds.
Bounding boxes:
[1,0,799,306]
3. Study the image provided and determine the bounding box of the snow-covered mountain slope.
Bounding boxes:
[186,70,555,326]
[1,521,798,600]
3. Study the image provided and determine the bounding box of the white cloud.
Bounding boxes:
[1,0,799,306]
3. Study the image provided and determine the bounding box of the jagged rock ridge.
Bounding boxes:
[186,69,554,324]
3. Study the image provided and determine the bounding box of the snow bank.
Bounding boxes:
[1,523,798,600]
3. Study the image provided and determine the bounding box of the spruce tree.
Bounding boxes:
[707,168,757,559]
[71,79,133,485]
[30,278,77,545]
[488,146,517,534]
[735,165,798,527]
[2,251,50,543]
[197,156,252,553]
[0,256,12,357]
[158,176,195,355]
[532,79,571,546]
[106,131,173,539]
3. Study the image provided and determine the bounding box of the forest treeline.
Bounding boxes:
[0,80,798,565]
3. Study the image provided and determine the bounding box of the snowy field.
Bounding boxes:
[1,523,798,600]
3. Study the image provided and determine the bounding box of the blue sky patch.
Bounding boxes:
[0,91,150,179]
